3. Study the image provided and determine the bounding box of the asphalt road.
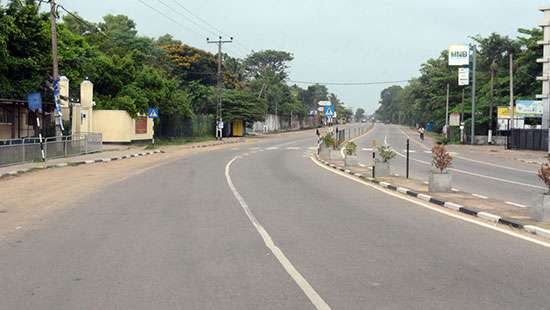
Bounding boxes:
[354,123,544,208]
[2,128,550,309]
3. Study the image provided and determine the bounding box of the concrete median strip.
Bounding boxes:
[314,151,550,241]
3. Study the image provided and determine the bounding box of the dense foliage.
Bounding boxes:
[375,29,542,134]
[0,0,354,137]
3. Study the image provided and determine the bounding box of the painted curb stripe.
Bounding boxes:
[459,207,478,216]
[498,218,523,229]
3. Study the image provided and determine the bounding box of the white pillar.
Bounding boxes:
[80,80,94,133]
[59,76,70,122]
[538,6,550,153]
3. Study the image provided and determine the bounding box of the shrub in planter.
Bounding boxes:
[344,142,358,167]
[429,144,453,192]
[374,145,395,177]
[535,161,550,221]
[323,134,336,149]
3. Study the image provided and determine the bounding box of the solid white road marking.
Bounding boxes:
[266,147,279,150]
[359,163,366,167]
[472,193,488,199]
[424,150,432,154]
[311,155,550,249]
[286,146,301,150]
[392,149,546,190]
[403,150,416,153]
[451,188,460,192]
[505,201,528,208]
[361,148,373,151]
[225,157,331,310]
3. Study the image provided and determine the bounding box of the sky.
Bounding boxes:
[55,0,546,113]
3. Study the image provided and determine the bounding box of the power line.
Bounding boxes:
[288,79,412,86]
[156,0,217,37]
[137,0,203,40]
[171,0,252,54]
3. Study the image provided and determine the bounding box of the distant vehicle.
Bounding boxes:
[361,119,367,123]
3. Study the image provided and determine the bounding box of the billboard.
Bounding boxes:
[515,100,542,117]
[497,106,510,119]
[448,45,470,66]
[458,67,469,86]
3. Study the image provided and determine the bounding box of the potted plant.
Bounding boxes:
[319,133,339,160]
[535,161,550,221]
[374,145,395,177]
[429,144,453,192]
[344,142,358,167]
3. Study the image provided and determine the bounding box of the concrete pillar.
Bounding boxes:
[80,80,94,133]
[71,103,81,136]
[59,76,70,122]
[538,6,550,153]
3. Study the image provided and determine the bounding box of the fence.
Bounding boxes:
[0,132,102,166]
[507,129,548,151]
[335,126,370,145]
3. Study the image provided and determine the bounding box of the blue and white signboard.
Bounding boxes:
[27,92,42,112]
[147,107,159,118]
[324,104,335,117]
[515,100,543,117]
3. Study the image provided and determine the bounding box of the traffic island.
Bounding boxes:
[315,152,550,240]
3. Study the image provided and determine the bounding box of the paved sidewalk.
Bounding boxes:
[0,138,242,177]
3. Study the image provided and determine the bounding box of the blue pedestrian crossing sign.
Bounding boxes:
[147,107,159,118]
[324,104,335,117]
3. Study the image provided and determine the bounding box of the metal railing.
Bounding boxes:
[0,132,102,166]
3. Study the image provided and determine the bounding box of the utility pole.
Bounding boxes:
[470,45,477,145]
[50,0,63,137]
[509,53,514,130]
[489,60,495,144]
[445,83,449,139]
[207,36,232,140]
[460,87,465,143]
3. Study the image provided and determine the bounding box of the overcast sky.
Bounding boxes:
[56,0,546,113]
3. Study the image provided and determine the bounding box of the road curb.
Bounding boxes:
[315,154,550,240]
[0,139,244,181]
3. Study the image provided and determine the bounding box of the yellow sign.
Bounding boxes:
[497,106,511,119]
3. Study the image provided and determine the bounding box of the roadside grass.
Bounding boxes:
[145,135,215,149]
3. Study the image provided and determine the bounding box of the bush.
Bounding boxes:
[323,133,336,149]
[345,142,357,156]
[432,144,452,173]
[377,145,396,163]
[538,161,550,194]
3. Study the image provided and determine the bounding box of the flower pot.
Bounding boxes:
[374,160,391,177]
[318,144,331,159]
[429,172,452,192]
[533,194,550,222]
[345,154,358,167]
[329,148,342,160]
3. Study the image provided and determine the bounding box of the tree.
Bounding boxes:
[244,50,293,99]
[355,108,365,122]
[219,89,267,123]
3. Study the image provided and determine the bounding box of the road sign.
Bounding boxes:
[458,67,469,86]
[324,104,335,117]
[27,92,42,112]
[147,107,159,118]
[318,100,332,106]
[448,45,470,66]
[497,106,510,119]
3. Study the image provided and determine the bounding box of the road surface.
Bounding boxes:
[354,123,544,209]
[2,128,550,309]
